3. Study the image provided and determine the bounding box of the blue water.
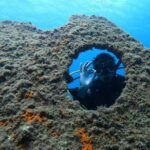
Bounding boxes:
[0,0,150,47]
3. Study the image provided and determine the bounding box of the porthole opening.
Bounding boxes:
[66,48,126,110]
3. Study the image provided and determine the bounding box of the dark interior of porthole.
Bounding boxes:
[65,47,126,110]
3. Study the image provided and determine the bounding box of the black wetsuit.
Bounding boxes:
[69,75,125,109]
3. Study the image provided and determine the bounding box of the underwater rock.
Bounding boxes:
[0,15,150,149]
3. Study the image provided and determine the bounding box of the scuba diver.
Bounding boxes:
[69,53,126,110]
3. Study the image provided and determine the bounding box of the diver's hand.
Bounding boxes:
[80,62,96,87]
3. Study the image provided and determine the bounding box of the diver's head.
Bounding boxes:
[93,53,116,80]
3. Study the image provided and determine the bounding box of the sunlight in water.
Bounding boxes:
[0,0,150,47]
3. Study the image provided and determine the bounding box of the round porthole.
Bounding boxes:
[66,48,126,110]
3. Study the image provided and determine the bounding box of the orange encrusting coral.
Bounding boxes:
[76,128,93,150]
[0,121,8,126]
[0,109,48,128]
[24,91,34,99]
[21,109,47,124]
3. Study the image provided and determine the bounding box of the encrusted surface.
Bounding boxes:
[0,15,150,150]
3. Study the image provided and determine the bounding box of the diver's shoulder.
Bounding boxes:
[115,75,125,80]
[113,75,125,86]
